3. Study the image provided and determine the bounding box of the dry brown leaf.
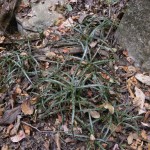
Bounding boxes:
[115,125,122,133]
[22,124,31,135]
[0,107,4,116]
[141,130,147,140]
[134,86,146,114]
[127,77,137,98]
[0,36,5,43]
[10,115,21,135]
[30,97,39,104]
[45,52,56,59]
[135,73,150,86]
[103,103,114,114]
[45,52,64,61]
[54,133,61,150]
[1,144,9,150]
[64,137,74,143]
[21,100,34,115]
[0,106,21,125]
[61,124,69,133]
[59,17,74,28]
[90,111,100,119]
[127,133,134,145]
[143,111,150,123]
[73,127,82,134]
[148,143,150,150]
[6,124,14,135]
[10,130,26,143]
[15,87,22,94]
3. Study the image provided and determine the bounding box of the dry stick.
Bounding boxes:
[21,121,107,142]
[21,121,55,134]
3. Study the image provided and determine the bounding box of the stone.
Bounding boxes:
[115,0,150,71]
[16,0,66,37]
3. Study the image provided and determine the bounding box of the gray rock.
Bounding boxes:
[116,0,150,71]
[16,0,66,37]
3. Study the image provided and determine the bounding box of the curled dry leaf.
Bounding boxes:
[90,110,100,119]
[134,86,146,115]
[30,97,39,104]
[0,106,21,125]
[10,130,26,143]
[135,73,150,86]
[103,103,114,114]
[21,100,34,115]
[127,133,134,145]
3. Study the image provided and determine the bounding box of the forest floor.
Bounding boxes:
[0,0,150,150]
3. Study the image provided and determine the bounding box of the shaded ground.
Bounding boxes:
[0,0,150,150]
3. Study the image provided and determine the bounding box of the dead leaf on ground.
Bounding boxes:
[103,103,114,114]
[0,107,4,116]
[15,86,22,94]
[54,133,61,150]
[127,76,138,98]
[44,140,50,150]
[0,106,21,125]
[6,124,14,135]
[90,110,100,119]
[112,144,119,150]
[1,144,9,150]
[45,51,64,61]
[134,86,146,114]
[0,36,5,43]
[127,133,134,145]
[10,115,21,135]
[135,73,150,86]
[59,17,74,28]
[73,127,82,134]
[10,130,26,143]
[141,130,147,140]
[61,124,69,133]
[148,143,150,150]
[64,137,75,143]
[21,100,34,115]
[141,122,150,128]
[30,97,39,104]
[22,124,31,135]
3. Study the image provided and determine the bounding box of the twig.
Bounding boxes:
[21,121,55,134]
[21,121,107,142]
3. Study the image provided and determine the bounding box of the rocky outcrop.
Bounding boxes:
[16,0,66,37]
[116,0,150,71]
